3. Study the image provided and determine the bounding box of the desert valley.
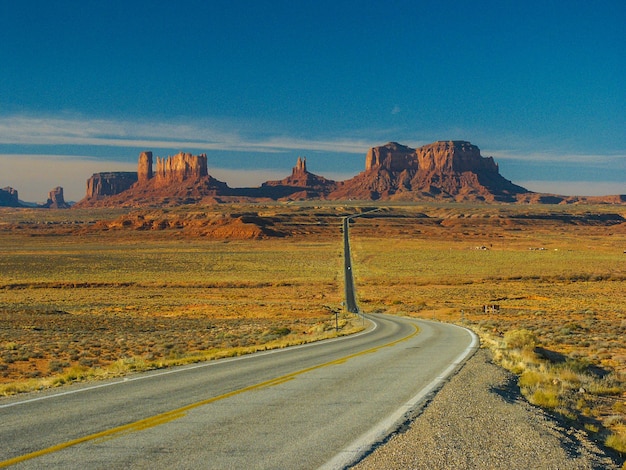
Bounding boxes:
[1,141,625,463]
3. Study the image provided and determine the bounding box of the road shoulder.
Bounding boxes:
[352,348,622,469]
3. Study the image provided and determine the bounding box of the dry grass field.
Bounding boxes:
[1,201,625,457]
[0,205,359,393]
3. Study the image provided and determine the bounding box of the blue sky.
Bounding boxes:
[1,0,624,202]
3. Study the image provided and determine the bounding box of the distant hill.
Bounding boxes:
[67,142,624,207]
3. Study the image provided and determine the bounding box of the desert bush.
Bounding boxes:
[604,415,625,427]
[605,431,626,455]
[48,360,68,373]
[586,376,623,396]
[528,388,561,409]
[503,329,537,350]
[519,370,545,389]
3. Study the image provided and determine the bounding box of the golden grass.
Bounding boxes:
[0,218,359,392]
[606,431,626,456]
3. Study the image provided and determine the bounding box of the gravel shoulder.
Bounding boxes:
[351,348,622,470]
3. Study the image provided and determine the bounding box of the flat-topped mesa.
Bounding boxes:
[330,140,527,202]
[365,141,499,174]
[365,142,417,172]
[0,186,20,207]
[154,152,208,187]
[416,141,499,173]
[85,172,138,200]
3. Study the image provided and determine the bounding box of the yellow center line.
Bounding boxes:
[1,322,419,468]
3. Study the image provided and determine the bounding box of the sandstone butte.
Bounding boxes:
[8,141,625,208]
[42,186,70,209]
[0,186,20,207]
[0,185,72,208]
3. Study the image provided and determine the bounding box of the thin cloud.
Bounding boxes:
[483,148,625,167]
[0,115,370,154]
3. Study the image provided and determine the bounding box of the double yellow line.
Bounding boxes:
[1,321,418,468]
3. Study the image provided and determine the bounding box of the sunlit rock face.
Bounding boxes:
[330,141,528,202]
[84,172,138,200]
[43,186,70,208]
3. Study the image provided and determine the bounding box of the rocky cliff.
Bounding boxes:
[42,187,70,209]
[260,157,337,199]
[153,152,208,187]
[365,142,418,172]
[329,141,528,202]
[85,172,138,200]
[75,142,531,206]
[67,140,626,207]
[138,151,153,183]
[76,151,226,207]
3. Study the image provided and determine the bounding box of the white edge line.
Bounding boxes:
[0,318,377,409]
[318,322,479,470]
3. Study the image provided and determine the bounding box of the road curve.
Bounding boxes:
[2,212,477,468]
[0,315,476,469]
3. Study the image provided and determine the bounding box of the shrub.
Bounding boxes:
[48,360,68,373]
[519,370,544,389]
[529,389,560,409]
[605,431,626,455]
[504,329,537,350]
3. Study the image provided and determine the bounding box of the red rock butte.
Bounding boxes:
[139,151,208,187]
[69,141,625,208]
[330,141,526,202]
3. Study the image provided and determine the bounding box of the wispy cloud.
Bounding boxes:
[483,147,625,167]
[0,115,370,154]
[4,114,622,166]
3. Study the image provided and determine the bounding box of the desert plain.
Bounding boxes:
[0,201,625,458]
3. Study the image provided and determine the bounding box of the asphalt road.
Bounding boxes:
[343,215,358,313]
[0,315,476,469]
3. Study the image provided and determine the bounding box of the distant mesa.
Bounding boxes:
[86,172,138,200]
[75,151,228,208]
[329,141,528,202]
[42,186,70,209]
[0,185,74,208]
[61,141,625,207]
[0,186,21,207]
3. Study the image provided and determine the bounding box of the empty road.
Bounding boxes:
[1,315,476,469]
